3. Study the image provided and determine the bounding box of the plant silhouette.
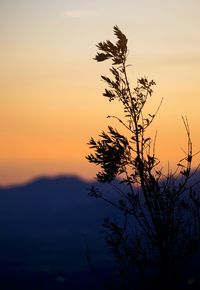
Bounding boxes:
[86,26,200,290]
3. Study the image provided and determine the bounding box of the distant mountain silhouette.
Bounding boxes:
[0,173,199,289]
[0,175,119,290]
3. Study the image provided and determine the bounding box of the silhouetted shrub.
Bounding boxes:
[87,26,200,290]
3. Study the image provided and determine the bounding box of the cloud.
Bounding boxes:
[63,10,92,18]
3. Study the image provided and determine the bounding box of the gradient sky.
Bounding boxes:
[0,0,200,185]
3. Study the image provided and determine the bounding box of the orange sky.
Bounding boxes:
[0,0,200,185]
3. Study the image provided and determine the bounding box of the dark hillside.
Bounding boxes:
[0,173,199,289]
[0,176,116,290]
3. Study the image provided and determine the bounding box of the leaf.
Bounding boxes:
[94,52,112,62]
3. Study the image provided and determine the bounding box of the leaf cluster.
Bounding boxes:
[87,126,131,182]
[94,25,128,65]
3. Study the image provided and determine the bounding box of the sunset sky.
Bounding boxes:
[0,0,200,186]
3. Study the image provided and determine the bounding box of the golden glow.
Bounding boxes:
[0,0,200,185]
